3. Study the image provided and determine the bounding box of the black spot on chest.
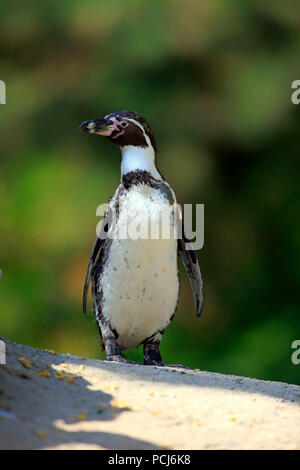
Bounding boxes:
[122,171,174,204]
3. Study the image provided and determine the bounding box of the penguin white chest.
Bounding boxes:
[99,185,179,350]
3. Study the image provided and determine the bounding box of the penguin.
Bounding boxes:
[80,110,203,366]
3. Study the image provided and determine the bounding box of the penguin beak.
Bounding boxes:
[79,118,118,136]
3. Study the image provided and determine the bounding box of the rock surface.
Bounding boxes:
[0,335,299,450]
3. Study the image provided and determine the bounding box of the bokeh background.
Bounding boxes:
[0,0,299,384]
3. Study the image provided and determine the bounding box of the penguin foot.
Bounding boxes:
[104,338,135,364]
[144,359,165,366]
[143,341,164,366]
[143,340,191,368]
[106,354,136,364]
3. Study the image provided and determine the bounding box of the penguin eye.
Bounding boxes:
[120,121,128,128]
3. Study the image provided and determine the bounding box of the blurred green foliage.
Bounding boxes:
[0,0,299,384]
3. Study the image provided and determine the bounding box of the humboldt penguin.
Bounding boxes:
[80,110,203,366]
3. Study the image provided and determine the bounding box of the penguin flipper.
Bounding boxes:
[178,236,204,318]
[83,236,104,314]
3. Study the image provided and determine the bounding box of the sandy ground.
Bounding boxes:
[0,334,299,450]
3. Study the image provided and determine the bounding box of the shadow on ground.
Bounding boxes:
[0,335,161,450]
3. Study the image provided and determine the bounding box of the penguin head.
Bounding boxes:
[79,110,157,152]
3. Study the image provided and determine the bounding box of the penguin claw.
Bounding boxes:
[144,360,165,367]
[169,364,191,370]
[144,360,190,369]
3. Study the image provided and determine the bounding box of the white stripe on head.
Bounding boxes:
[123,117,150,141]
[120,118,161,180]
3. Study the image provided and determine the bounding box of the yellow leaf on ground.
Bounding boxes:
[37,369,51,378]
[44,349,56,355]
[111,400,131,410]
[106,385,118,391]
[18,358,31,369]
[35,430,48,439]
[55,371,77,380]
[74,412,87,421]
[188,420,202,427]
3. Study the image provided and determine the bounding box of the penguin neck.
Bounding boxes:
[120,145,162,181]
